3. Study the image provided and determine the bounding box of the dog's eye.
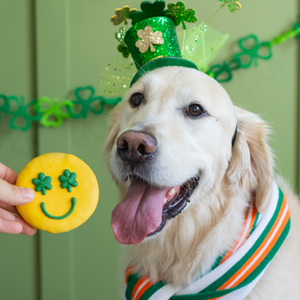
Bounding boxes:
[186,104,206,118]
[130,93,144,108]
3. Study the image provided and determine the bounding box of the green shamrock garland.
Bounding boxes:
[209,23,300,83]
[0,86,122,131]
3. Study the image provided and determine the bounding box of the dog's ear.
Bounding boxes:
[103,103,123,162]
[226,107,273,213]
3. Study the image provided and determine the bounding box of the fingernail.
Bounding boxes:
[20,187,35,201]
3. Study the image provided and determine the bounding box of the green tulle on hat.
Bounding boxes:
[100,22,228,97]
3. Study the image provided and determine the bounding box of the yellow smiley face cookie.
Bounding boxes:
[16,153,99,233]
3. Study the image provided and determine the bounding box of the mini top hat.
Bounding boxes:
[111,0,200,85]
[100,0,241,96]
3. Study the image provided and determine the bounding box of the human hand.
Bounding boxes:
[0,162,37,235]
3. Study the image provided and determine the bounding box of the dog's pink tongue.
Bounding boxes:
[111,178,168,245]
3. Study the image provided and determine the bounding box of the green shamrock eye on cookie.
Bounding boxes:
[59,169,78,193]
[32,173,53,195]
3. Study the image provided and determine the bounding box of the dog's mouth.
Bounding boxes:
[111,175,200,245]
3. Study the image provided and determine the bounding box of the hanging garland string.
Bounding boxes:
[208,21,300,82]
[0,86,122,131]
[1,21,299,131]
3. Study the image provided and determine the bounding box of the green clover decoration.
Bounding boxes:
[233,35,272,69]
[59,169,78,193]
[166,1,197,30]
[115,27,130,58]
[0,87,122,130]
[110,6,136,26]
[115,27,127,44]
[0,94,9,121]
[130,0,169,25]
[270,27,300,47]
[294,17,300,39]
[5,96,42,131]
[219,0,242,13]
[209,60,240,83]
[67,86,105,119]
[32,173,53,195]
[35,97,74,128]
[117,44,130,58]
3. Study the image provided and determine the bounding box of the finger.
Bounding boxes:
[0,163,18,184]
[0,218,23,234]
[0,178,35,206]
[0,201,19,215]
[0,208,37,236]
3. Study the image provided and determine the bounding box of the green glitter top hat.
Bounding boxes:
[101,0,241,96]
[111,0,200,86]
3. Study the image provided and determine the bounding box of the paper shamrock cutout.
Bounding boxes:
[136,26,164,53]
[130,0,169,25]
[59,169,78,193]
[5,96,41,131]
[32,173,53,195]
[166,1,197,30]
[115,27,130,58]
[233,35,272,68]
[219,0,242,13]
[67,86,105,119]
[110,5,136,25]
[209,60,240,83]
[294,17,300,39]
[35,97,74,128]
[0,94,8,120]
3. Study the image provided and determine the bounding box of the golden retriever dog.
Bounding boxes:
[104,67,300,299]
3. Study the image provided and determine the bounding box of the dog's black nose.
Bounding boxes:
[117,131,157,166]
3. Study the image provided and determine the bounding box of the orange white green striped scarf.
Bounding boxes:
[124,181,290,300]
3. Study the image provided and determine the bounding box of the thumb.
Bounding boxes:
[0,179,35,206]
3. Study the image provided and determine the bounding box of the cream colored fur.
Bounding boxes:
[103,67,300,299]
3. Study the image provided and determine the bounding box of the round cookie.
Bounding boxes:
[16,153,99,233]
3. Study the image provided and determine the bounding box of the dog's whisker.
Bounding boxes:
[132,59,147,77]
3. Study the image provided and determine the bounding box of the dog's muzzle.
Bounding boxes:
[117,131,157,167]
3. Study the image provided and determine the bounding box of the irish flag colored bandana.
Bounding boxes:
[124,181,290,300]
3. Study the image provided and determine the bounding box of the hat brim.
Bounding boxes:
[130,57,199,86]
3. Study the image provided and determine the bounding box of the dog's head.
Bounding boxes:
[104,67,273,245]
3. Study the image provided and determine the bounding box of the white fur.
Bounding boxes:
[103,67,300,299]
